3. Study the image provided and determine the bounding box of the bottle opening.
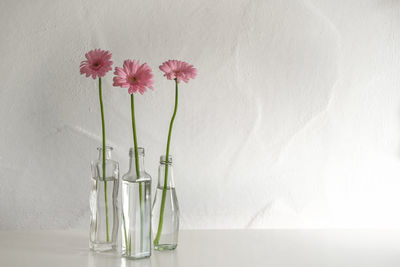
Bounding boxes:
[129,147,145,157]
[160,155,172,164]
[97,146,113,151]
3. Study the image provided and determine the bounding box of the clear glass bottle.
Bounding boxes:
[89,146,119,251]
[121,147,152,259]
[152,155,180,251]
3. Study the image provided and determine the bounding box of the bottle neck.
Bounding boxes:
[158,155,174,187]
[129,154,145,173]
[97,146,112,160]
[128,147,146,174]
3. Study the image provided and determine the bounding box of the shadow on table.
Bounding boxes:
[87,251,152,267]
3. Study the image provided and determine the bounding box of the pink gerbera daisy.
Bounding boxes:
[159,60,197,83]
[113,60,154,94]
[80,49,113,79]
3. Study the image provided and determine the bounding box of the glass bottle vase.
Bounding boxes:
[152,155,180,251]
[89,146,119,251]
[121,147,152,259]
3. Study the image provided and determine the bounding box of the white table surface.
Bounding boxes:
[1,229,400,267]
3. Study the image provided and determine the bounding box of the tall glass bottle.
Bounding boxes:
[121,147,152,259]
[152,155,180,251]
[90,146,119,251]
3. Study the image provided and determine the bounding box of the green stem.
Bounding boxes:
[122,212,128,254]
[99,77,110,242]
[129,235,132,255]
[154,79,179,246]
[130,94,144,250]
[130,94,140,178]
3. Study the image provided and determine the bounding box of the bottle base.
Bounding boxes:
[154,243,177,251]
[122,252,151,260]
[89,242,116,252]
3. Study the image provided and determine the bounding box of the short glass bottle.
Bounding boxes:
[121,147,152,259]
[89,146,119,251]
[152,155,180,251]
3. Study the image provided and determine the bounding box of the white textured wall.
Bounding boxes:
[1,0,400,229]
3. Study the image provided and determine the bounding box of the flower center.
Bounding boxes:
[130,76,136,83]
[92,61,101,69]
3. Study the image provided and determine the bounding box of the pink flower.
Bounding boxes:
[113,60,154,94]
[80,49,113,79]
[159,60,197,83]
